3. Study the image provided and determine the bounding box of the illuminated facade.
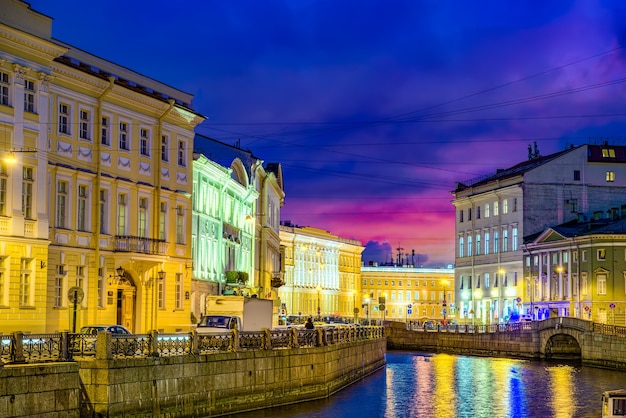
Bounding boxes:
[279,223,363,320]
[361,266,455,322]
[191,154,257,320]
[524,217,626,325]
[0,1,205,333]
[453,144,626,324]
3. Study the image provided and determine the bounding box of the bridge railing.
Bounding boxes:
[0,326,384,364]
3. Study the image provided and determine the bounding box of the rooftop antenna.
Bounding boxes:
[396,245,403,266]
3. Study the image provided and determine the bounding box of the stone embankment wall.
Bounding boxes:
[0,362,79,417]
[386,318,626,371]
[78,338,386,417]
[386,322,542,359]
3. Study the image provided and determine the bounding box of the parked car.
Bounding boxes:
[79,325,132,335]
[73,324,133,355]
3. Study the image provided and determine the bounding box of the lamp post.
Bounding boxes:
[352,289,357,323]
[364,295,371,323]
[316,285,321,319]
[442,280,449,322]
[498,268,505,323]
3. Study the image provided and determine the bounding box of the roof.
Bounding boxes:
[454,146,578,193]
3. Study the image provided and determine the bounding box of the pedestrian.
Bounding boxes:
[305,317,315,329]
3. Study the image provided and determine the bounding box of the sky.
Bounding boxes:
[26,0,626,267]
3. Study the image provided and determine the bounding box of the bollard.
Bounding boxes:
[12,331,25,363]
[149,330,160,357]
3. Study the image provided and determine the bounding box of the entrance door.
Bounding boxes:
[116,286,136,332]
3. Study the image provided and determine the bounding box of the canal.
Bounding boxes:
[230,350,626,418]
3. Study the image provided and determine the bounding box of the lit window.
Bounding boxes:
[77,185,88,231]
[602,148,616,158]
[117,194,127,236]
[597,249,606,261]
[485,204,490,218]
[159,202,167,240]
[597,274,606,295]
[493,201,499,216]
[19,258,32,306]
[606,171,615,182]
[0,162,7,216]
[138,197,148,237]
[502,199,508,214]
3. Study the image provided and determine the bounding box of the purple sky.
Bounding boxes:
[28,1,626,267]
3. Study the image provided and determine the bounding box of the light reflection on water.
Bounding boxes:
[229,351,626,418]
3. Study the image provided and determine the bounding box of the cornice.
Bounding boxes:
[0,26,67,62]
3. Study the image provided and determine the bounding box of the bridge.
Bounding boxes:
[385,317,626,370]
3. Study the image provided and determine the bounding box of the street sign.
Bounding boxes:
[407,309,412,314]
[610,303,616,309]
[408,304,412,309]
[379,304,386,311]
[442,300,447,307]
[353,307,360,314]
[516,297,522,303]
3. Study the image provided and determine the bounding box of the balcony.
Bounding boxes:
[114,236,167,255]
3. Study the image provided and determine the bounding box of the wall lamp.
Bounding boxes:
[109,266,126,285]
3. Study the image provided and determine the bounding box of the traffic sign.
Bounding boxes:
[407,309,412,314]
[610,303,616,309]
[408,304,412,309]
[379,304,386,311]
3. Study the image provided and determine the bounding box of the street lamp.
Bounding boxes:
[364,294,371,323]
[442,280,449,322]
[316,285,322,319]
[352,289,357,323]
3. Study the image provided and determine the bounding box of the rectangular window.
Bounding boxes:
[140,128,150,156]
[582,250,587,262]
[597,249,606,261]
[476,206,480,219]
[54,275,63,308]
[174,273,184,309]
[56,180,67,228]
[467,236,472,257]
[502,199,508,214]
[77,185,87,231]
[59,103,70,134]
[158,274,165,309]
[514,272,518,286]
[20,258,32,306]
[597,274,607,295]
[79,110,90,140]
[606,171,615,182]
[475,234,481,256]
[22,167,33,219]
[467,208,472,221]
[97,266,104,308]
[99,190,108,234]
[177,140,186,166]
[117,193,127,236]
[176,205,184,244]
[159,202,167,241]
[161,135,169,162]
[0,71,9,105]
[101,117,110,146]
[459,210,464,223]
[493,201,499,216]
[513,198,518,212]
[485,273,490,288]
[512,227,518,251]
[24,79,35,113]
[602,148,616,158]
[138,197,148,237]
[503,229,509,252]
[581,272,588,295]
[484,232,490,255]
[119,122,129,150]
[485,204,490,218]
[459,237,464,258]
[0,162,7,216]
[494,231,499,254]
[0,257,6,306]
[574,170,581,181]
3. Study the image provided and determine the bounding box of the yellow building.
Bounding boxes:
[0,1,205,333]
[279,223,363,322]
[361,265,455,323]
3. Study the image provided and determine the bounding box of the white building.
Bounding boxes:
[453,143,626,324]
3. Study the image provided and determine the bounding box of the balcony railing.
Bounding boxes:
[114,236,167,254]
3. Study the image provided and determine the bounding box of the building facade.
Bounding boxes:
[361,265,455,323]
[279,223,363,321]
[453,144,626,324]
[524,216,626,325]
[0,1,205,333]
[191,154,257,321]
